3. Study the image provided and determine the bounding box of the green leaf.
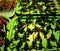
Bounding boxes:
[42,38,47,48]
[7,47,11,51]
[35,23,41,28]
[53,31,60,41]
[12,48,17,51]
[15,1,22,14]
[38,1,44,5]
[24,26,27,32]
[12,40,20,45]
[20,42,25,49]
[50,41,57,47]
[43,6,46,11]
[9,43,16,49]
[18,33,24,38]
[6,16,18,41]
[51,24,56,29]
[0,45,4,51]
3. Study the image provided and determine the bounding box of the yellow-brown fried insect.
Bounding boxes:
[0,0,17,11]
[0,15,7,31]
[0,36,4,45]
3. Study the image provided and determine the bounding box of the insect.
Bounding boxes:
[0,36,4,46]
[0,15,7,31]
[0,0,17,12]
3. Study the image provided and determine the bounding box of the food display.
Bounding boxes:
[0,0,60,51]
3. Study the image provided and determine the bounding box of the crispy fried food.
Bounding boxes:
[0,0,17,11]
[0,15,7,31]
